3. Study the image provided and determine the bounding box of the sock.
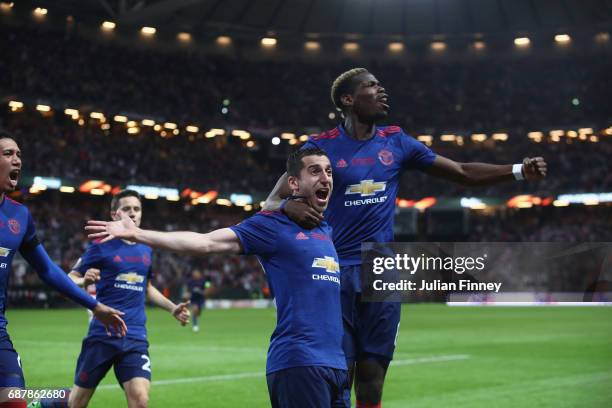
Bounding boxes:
[356,401,381,408]
[192,315,199,327]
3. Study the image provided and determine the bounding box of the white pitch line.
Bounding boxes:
[97,354,470,390]
[392,354,471,366]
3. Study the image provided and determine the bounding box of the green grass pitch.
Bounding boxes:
[7,305,612,407]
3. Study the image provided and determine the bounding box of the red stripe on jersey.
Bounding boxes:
[379,126,402,137]
[312,127,340,141]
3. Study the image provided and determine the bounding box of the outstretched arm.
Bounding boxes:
[147,283,190,326]
[425,156,547,186]
[20,244,127,336]
[86,214,241,256]
[262,172,323,229]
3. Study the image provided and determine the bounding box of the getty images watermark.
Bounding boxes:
[360,242,612,304]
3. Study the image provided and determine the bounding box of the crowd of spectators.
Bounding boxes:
[2,24,610,133]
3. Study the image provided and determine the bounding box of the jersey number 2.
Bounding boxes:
[141,355,151,372]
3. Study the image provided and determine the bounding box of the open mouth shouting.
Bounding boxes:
[315,187,330,206]
[8,168,20,189]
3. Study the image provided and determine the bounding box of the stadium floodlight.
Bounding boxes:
[177,32,192,42]
[59,186,75,193]
[164,122,177,130]
[417,135,433,146]
[114,115,127,123]
[388,42,404,52]
[33,7,47,16]
[552,200,570,207]
[430,41,446,51]
[549,130,564,138]
[595,32,609,43]
[127,127,140,134]
[216,36,232,46]
[440,134,456,142]
[141,26,156,35]
[271,137,281,145]
[555,34,571,44]
[280,133,295,140]
[261,37,277,47]
[246,140,255,148]
[473,41,486,50]
[589,135,599,143]
[216,198,232,207]
[471,134,487,142]
[514,37,530,47]
[8,100,23,111]
[492,133,508,141]
[36,104,51,112]
[343,42,359,52]
[578,128,593,135]
[90,112,105,120]
[186,125,199,133]
[289,139,298,145]
[0,3,14,12]
[101,21,116,30]
[304,41,320,51]
[328,112,336,120]
[142,119,155,126]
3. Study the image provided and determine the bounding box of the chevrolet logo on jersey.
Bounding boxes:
[116,272,144,284]
[312,256,339,273]
[0,247,11,257]
[345,180,386,197]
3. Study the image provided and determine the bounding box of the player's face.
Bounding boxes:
[0,138,22,194]
[350,72,389,122]
[112,196,143,227]
[290,155,333,213]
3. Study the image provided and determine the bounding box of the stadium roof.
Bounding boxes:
[16,0,612,39]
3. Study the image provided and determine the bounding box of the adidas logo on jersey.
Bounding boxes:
[113,255,123,263]
[296,232,309,240]
[336,159,348,168]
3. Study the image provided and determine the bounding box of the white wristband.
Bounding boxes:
[512,163,524,181]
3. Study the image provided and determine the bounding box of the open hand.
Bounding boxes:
[93,302,127,337]
[86,212,138,243]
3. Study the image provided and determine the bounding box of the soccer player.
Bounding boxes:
[186,270,208,332]
[67,190,190,408]
[86,148,348,408]
[263,68,548,407]
[0,132,126,406]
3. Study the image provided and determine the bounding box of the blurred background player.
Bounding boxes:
[67,190,190,408]
[186,270,208,333]
[264,68,547,408]
[86,148,348,408]
[0,132,126,407]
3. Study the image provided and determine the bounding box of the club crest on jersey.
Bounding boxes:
[0,247,11,257]
[336,159,348,168]
[8,219,20,234]
[378,149,394,166]
[312,256,339,273]
[116,272,144,284]
[345,180,386,197]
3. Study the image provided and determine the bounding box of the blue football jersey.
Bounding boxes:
[74,239,153,340]
[0,197,38,338]
[303,125,436,266]
[230,211,346,374]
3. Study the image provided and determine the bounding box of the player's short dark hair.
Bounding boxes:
[110,189,141,211]
[286,147,328,178]
[331,67,368,110]
[0,129,17,143]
